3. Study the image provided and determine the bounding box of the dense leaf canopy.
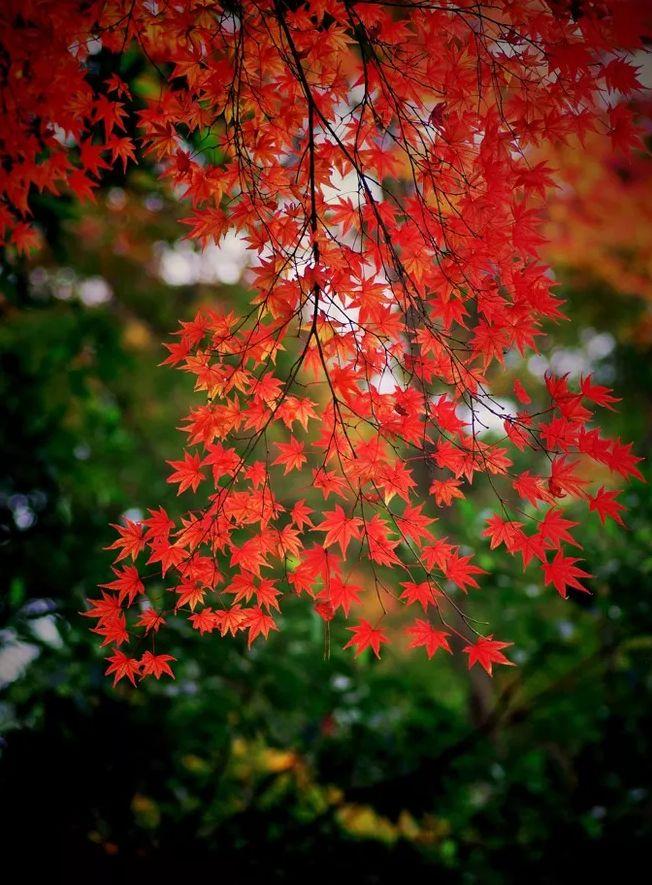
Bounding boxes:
[1,0,648,681]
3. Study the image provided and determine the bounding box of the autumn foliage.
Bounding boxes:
[545,97,652,315]
[2,0,648,684]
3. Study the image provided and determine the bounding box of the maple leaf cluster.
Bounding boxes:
[3,0,647,683]
[0,0,137,252]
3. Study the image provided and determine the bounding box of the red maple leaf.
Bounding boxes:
[100,565,144,606]
[580,375,620,411]
[189,608,219,635]
[319,576,362,617]
[463,636,514,676]
[105,650,141,687]
[589,487,626,526]
[167,452,206,494]
[241,606,279,647]
[272,436,307,474]
[314,506,363,557]
[140,651,176,680]
[106,519,145,562]
[444,552,486,593]
[136,609,166,634]
[344,620,388,659]
[406,620,452,659]
[543,551,593,598]
[399,581,441,611]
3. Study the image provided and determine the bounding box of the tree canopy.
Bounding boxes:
[1,0,649,682]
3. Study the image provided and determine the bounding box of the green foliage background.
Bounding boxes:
[1,130,651,882]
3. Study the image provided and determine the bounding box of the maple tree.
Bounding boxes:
[2,0,648,685]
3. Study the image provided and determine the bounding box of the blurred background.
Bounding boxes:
[1,50,651,884]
